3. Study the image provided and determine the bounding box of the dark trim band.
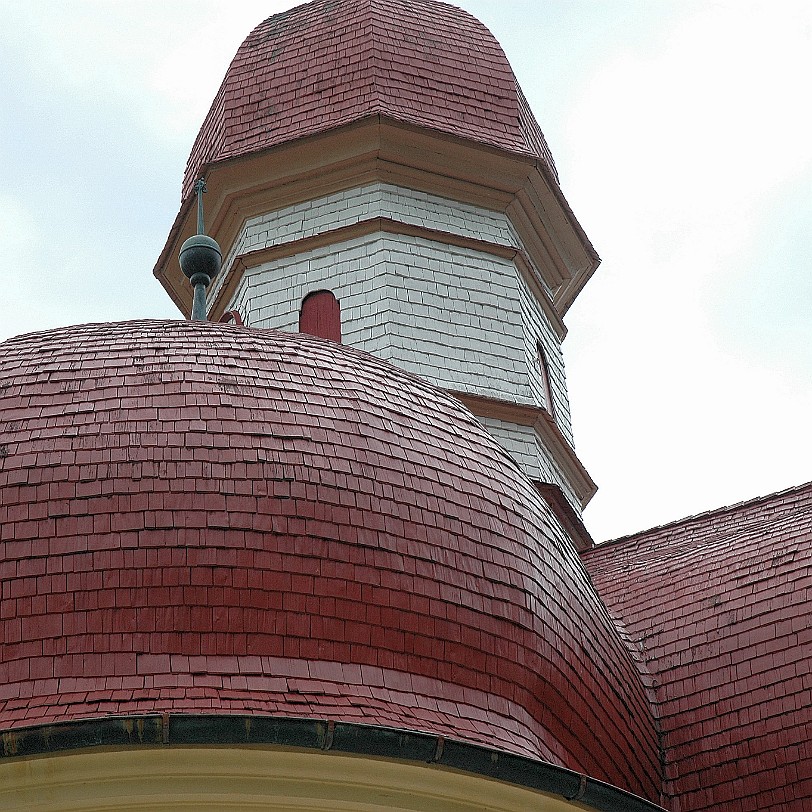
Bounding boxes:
[0,714,664,812]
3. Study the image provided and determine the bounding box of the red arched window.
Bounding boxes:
[299,290,341,342]
[218,309,244,325]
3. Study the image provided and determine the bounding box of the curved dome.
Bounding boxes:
[0,321,657,800]
[183,0,558,199]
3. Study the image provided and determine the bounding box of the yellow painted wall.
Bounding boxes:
[0,746,588,812]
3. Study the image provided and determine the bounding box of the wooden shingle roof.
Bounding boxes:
[583,483,812,811]
[182,0,557,200]
[0,320,660,804]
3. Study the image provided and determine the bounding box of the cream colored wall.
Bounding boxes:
[0,747,589,811]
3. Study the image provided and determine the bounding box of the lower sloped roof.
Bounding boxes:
[582,482,812,812]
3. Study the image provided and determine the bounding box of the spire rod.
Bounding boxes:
[194,178,207,235]
[178,177,222,321]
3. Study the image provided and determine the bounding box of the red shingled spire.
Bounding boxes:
[183,0,558,199]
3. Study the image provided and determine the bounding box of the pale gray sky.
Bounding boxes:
[1,1,811,540]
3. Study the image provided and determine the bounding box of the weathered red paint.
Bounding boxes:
[583,485,812,812]
[299,290,341,342]
[0,320,660,802]
[183,0,557,200]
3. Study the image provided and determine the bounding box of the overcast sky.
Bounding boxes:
[1,0,811,541]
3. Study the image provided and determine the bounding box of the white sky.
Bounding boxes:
[1,0,810,541]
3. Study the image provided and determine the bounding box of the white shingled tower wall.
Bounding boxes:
[213,182,582,513]
[153,1,601,531]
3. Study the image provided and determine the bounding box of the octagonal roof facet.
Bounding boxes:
[183,0,558,199]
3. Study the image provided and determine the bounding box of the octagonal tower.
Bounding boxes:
[154,0,599,532]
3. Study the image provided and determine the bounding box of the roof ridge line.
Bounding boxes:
[367,0,385,115]
[587,479,812,551]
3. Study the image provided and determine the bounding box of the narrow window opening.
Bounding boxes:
[536,342,556,419]
[299,290,341,343]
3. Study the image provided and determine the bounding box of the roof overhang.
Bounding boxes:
[154,116,599,323]
[451,389,598,513]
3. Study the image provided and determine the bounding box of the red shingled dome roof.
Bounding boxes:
[183,0,557,199]
[0,321,659,801]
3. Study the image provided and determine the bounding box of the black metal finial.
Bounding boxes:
[178,177,222,321]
